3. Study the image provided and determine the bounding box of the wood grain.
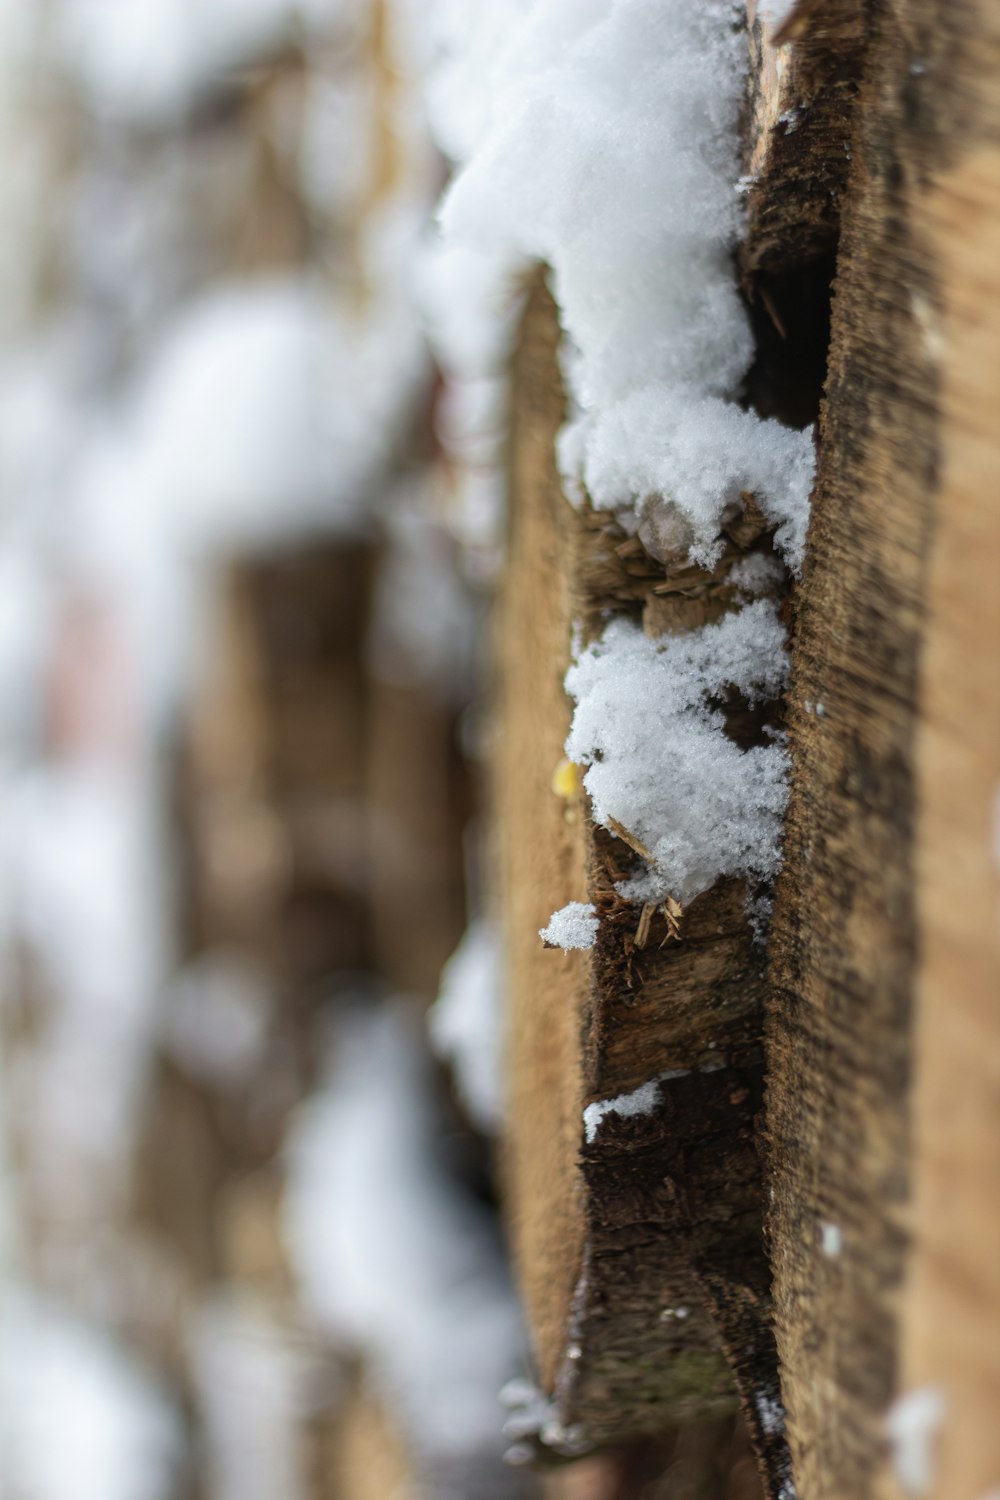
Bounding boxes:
[766,2,1000,1497]
[498,279,780,1494]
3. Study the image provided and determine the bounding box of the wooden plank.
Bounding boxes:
[765,2,1000,1496]
[879,8,1000,1497]
[498,278,782,1493]
[179,545,376,997]
[325,1382,419,1500]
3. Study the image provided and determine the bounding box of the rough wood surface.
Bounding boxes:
[766,2,1000,1497]
[498,279,782,1494]
[541,1418,761,1500]
[878,6,1000,1497]
[498,279,589,1399]
[743,0,866,278]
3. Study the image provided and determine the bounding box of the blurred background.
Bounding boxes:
[0,3,538,1496]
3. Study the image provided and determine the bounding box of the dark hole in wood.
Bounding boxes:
[742,251,837,430]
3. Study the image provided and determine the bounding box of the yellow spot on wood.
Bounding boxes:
[551,757,585,800]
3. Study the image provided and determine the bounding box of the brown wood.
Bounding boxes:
[890,147,1000,1500]
[765,2,1000,1497]
[743,0,866,279]
[498,278,782,1493]
[366,674,469,1000]
[498,277,590,1401]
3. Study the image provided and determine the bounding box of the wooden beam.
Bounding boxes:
[765,2,1000,1496]
[498,278,782,1494]
[743,0,866,278]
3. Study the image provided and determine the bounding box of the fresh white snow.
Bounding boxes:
[539,901,598,952]
[565,602,790,905]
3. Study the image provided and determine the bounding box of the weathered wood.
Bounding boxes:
[742,1,866,434]
[890,139,1000,1500]
[541,1418,758,1500]
[765,2,1000,1497]
[499,278,782,1493]
[743,0,866,278]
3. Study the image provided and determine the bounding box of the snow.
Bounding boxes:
[539,901,598,952]
[0,1291,181,1500]
[729,550,787,598]
[886,1386,947,1497]
[500,1376,590,1462]
[162,953,272,1088]
[55,0,365,125]
[583,1062,725,1143]
[435,0,815,571]
[429,920,506,1134]
[565,387,815,570]
[190,1292,330,1500]
[127,278,423,554]
[583,1078,662,1144]
[565,601,790,904]
[820,1221,842,1257]
[424,1,812,951]
[4,763,170,1215]
[284,1004,526,1474]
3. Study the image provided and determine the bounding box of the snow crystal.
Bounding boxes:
[437,0,815,570]
[500,1376,590,1461]
[565,601,790,904]
[727,550,786,599]
[429,920,506,1134]
[539,901,598,952]
[563,387,814,570]
[886,1386,947,1498]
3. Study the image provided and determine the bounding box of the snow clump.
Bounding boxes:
[437,0,815,570]
[565,601,790,905]
[539,902,599,952]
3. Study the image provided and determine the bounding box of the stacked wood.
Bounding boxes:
[497,277,781,1496]
[0,11,493,1500]
[752,2,1000,1498]
[497,6,1000,1500]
